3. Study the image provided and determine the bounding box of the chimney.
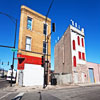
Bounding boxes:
[81,28,84,33]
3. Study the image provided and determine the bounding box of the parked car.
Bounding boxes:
[6,69,17,82]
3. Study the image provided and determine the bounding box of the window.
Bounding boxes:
[27,17,32,30]
[43,41,47,54]
[77,36,80,45]
[81,38,84,47]
[26,37,31,51]
[43,23,47,35]
[73,56,76,67]
[82,53,85,60]
[73,40,76,50]
[78,52,81,59]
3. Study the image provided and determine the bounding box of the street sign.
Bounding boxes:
[11,48,18,52]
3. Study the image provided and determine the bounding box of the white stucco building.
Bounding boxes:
[54,24,88,84]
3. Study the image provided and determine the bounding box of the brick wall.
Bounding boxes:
[18,6,51,59]
[86,62,100,83]
[54,26,72,74]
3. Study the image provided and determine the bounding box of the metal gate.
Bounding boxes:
[89,68,94,83]
[18,70,23,86]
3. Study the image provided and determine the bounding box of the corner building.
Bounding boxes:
[17,6,51,86]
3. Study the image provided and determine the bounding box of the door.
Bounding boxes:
[89,68,94,83]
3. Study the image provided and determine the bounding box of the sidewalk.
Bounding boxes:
[1,83,100,93]
[1,84,78,93]
[78,82,100,86]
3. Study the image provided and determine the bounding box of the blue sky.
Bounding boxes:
[0,0,100,70]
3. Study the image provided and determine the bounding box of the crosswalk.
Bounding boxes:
[12,92,24,100]
[0,92,12,100]
[0,92,24,100]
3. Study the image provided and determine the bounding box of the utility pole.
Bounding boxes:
[43,0,55,89]
[10,19,17,87]
[46,23,55,85]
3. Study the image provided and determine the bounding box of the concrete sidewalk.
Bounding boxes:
[1,83,100,93]
[1,84,78,93]
[78,82,100,86]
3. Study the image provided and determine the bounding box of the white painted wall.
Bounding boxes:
[23,64,44,86]
[73,73,78,83]
[81,73,85,83]
[55,74,72,85]
[70,28,86,66]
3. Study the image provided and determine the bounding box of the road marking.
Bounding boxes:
[12,92,24,100]
[0,92,11,100]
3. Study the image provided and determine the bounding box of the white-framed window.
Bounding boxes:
[43,41,47,54]
[27,17,32,30]
[43,23,47,35]
[26,36,31,51]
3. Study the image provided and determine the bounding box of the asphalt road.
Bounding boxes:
[21,85,100,100]
[0,78,9,89]
[1,85,100,100]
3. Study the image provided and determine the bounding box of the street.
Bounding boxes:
[0,78,9,89]
[0,85,100,100]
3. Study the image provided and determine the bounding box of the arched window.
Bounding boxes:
[73,56,76,67]
[73,40,76,50]
[77,36,80,45]
[82,38,84,47]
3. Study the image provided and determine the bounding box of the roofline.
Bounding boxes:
[21,5,51,22]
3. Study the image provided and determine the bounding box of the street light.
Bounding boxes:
[0,12,17,87]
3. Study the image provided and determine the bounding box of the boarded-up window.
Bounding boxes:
[73,40,76,50]
[73,56,76,67]
[82,38,84,47]
[78,52,81,59]
[82,53,85,60]
[77,36,80,45]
